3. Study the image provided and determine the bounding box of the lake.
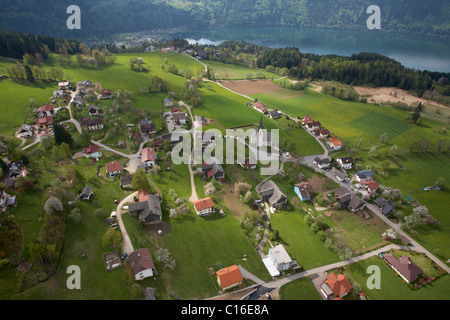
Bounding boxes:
[172,27,450,73]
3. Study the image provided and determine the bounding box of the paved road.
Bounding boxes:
[115,192,138,255]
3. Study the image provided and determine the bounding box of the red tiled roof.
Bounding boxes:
[193,197,214,212]
[141,147,156,163]
[138,189,149,202]
[216,265,243,289]
[38,105,53,112]
[36,116,53,125]
[106,161,122,173]
[324,273,352,297]
[85,145,100,154]
[328,138,343,147]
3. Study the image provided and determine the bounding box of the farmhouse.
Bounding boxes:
[36,116,53,129]
[306,121,321,131]
[106,161,123,177]
[319,128,330,138]
[331,167,348,182]
[313,157,330,169]
[141,147,157,168]
[362,180,380,193]
[259,180,287,208]
[269,111,281,119]
[84,145,102,160]
[327,138,343,151]
[216,265,243,290]
[101,89,113,99]
[128,193,162,224]
[302,116,314,125]
[253,102,267,114]
[201,160,225,180]
[129,248,157,281]
[58,81,70,90]
[164,97,174,107]
[172,112,189,125]
[335,187,365,212]
[320,273,352,300]
[294,182,314,201]
[139,121,157,135]
[38,105,54,117]
[17,124,34,138]
[263,244,297,277]
[337,156,354,169]
[354,170,375,182]
[193,197,215,216]
[81,118,104,131]
[374,197,396,216]
[382,253,423,283]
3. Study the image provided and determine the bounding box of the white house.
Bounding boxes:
[17,124,34,138]
[313,157,330,169]
[128,248,157,281]
[141,147,156,168]
[337,156,354,170]
[193,197,214,216]
[262,244,297,277]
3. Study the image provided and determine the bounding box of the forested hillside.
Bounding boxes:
[0,0,448,39]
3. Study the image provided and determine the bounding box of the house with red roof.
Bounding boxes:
[36,116,54,129]
[327,138,343,151]
[141,147,157,168]
[101,89,112,99]
[106,161,123,177]
[128,248,157,281]
[193,197,215,216]
[84,145,102,160]
[38,105,54,117]
[302,116,314,125]
[216,265,243,290]
[320,273,352,300]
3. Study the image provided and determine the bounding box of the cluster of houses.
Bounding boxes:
[163,101,189,132]
[302,116,343,151]
[0,160,24,212]
[252,102,281,120]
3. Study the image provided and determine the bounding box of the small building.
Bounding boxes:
[362,180,380,193]
[331,167,348,182]
[120,175,133,190]
[201,160,225,180]
[139,121,157,135]
[253,102,267,114]
[216,265,243,290]
[129,248,157,281]
[193,197,214,216]
[78,186,93,200]
[294,182,314,202]
[337,157,354,170]
[302,116,314,125]
[17,124,34,138]
[320,273,352,300]
[319,128,330,138]
[6,161,26,180]
[88,105,99,116]
[84,145,102,160]
[106,161,123,177]
[306,121,321,131]
[58,81,70,90]
[0,189,16,212]
[172,112,188,125]
[77,80,94,88]
[335,187,365,212]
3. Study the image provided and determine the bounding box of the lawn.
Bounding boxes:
[344,256,450,300]
[207,60,276,80]
[278,277,322,300]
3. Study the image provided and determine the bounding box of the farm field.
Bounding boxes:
[207,60,276,80]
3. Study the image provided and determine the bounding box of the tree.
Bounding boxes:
[102,228,121,250]
[390,144,398,155]
[132,168,150,191]
[234,181,251,197]
[69,207,81,224]
[204,182,216,196]
[155,247,176,270]
[380,132,389,143]
[53,124,73,147]
[44,196,63,214]
[60,142,71,159]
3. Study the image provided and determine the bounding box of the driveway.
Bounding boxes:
[115,192,137,255]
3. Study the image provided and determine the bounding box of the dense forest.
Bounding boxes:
[0,0,449,39]
[0,30,82,60]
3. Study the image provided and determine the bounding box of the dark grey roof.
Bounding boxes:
[260,180,287,206]
[129,195,162,223]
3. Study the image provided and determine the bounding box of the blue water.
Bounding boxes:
[173,26,450,73]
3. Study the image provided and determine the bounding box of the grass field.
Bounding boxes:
[207,61,277,80]
[278,277,322,300]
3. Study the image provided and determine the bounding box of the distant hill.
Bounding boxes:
[0,0,448,39]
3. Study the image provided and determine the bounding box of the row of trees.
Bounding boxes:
[6,63,65,82]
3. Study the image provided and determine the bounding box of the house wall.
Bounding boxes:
[196,207,213,216]
[135,268,154,281]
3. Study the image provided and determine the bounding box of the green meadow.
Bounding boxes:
[207,60,277,80]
